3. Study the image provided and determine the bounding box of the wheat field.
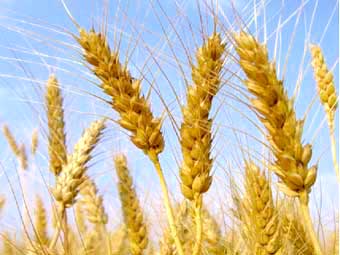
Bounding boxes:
[0,0,338,254]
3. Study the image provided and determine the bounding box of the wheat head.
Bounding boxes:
[77,29,164,157]
[114,154,148,255]
[45,75,67,176]
[52,119,105,208]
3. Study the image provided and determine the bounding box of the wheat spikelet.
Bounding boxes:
[34,196,49,245]
[114,154,148,255]
[2,125,21,157]
[77,28,164,157]
[234,31,317,200]
[31,129,38,155]
[45,74,67,176]
[52,118,105,208]
[180,33,225,201]
[79,176,108,227]
[243,162,282,254]
[18,144,28,170]
[201,208,223,255]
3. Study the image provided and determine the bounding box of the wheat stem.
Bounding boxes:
[148,152,184,255]
[298,194,323,255]
[49,203,64,249]
[192,195,203,255]
[328,114,340,182]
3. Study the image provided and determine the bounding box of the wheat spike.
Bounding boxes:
[2,125,21,157]
[114,154,148,255]
[52,118,105,208]
[31,129,39,155]
[179,32,225,255]
[77,28,164,157]
[79,176,108,227]
[234,31,322,254]
[45,74,67,176]
[34,196,49,245]
[0,195,5,215]
[234,31,318,199]
[243,162,282,254]
[111,225,129,255]
[180,33,225,201]
[310,45,338,127]
[310,44,339,182]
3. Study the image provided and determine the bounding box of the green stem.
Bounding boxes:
[298,193,323,255]
[148,152,184,255]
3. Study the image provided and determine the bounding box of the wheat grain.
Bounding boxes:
[45,74,67,176]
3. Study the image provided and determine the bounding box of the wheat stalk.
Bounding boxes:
[180,32,225,255]
[310,44,339,182]
[45,75,67,176]
[114,154,148,255]
[234,31,322,255]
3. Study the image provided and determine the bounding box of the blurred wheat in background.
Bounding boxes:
[0,0,338,254]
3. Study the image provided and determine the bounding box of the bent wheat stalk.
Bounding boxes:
[310,44,339,182]
[180,33,225,255]
[234,31,322,255]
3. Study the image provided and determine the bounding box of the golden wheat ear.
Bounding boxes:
[45,74,67,176]
[179,32,225,255]
[310,44,339,182]
[76,28,164,158]
[34,196,49,246]
[234,31,322,255]
[114,154,148,255]
[31,129,38,156]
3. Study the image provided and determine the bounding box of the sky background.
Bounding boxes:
[0,0,338,239]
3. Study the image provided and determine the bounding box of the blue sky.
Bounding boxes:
[0,0,338,235]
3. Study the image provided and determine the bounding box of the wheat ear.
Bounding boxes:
[50,118,105,249]
[114,154,148,255]
[2,125,28,170]
[310,44,339,182]
[243,162,282,254]
[45,74,67,176]
[234,31,322,254]
[34,196,49,246]
[0,195,5,215]
[31,129,38,156]
[180,32,225,255]
[77,27,182,254]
